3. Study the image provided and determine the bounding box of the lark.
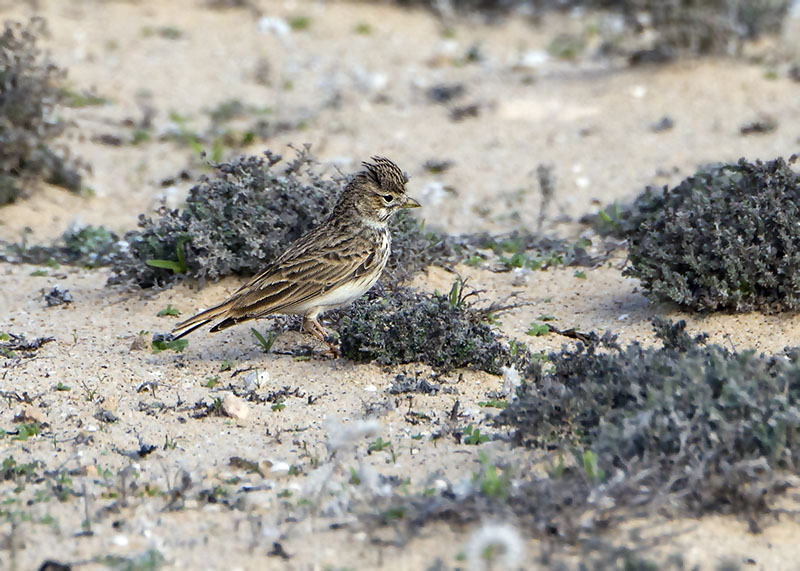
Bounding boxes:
[171,156,420,356]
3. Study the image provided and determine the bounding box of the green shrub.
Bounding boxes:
[498,317,800,514]
[625,157,800,312]
[339,284,535,374]
[110,149,340,287]
[0,18,81,203]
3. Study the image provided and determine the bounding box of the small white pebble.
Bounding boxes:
[269,461,291,476]
[630,85,647,98]
[618,313,630,321]
[511,267,531,286]
[258,17,289,36]
[364,384,377,392]
[353,67,387,92]
[111,535,129,547]
[244,369,271,391]
[501,366,521,397]
[437,39,459,57]
[517,49,549,69]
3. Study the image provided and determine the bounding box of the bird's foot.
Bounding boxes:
[302,316,339,359]
[323,335,340,359]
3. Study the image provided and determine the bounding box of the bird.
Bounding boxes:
[171,156,420,356]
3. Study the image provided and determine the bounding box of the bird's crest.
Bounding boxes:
[361,156,409,191]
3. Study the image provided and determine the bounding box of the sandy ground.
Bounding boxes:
[2,1,800,569]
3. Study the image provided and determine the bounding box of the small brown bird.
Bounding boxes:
[172,156,420,355]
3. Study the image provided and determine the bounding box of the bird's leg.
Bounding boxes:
[301,315,339,358]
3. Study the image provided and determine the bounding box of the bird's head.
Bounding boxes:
[337,156,420,226]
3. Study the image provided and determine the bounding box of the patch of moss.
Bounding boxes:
[338,283,535,374]
[625,157,800,312]
[0,18,82,201]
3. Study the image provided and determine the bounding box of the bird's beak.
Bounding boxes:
[403,195,421,209]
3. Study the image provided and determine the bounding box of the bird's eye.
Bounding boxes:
[382,194,394,203]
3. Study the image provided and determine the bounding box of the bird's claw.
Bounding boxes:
[323,335,340,359]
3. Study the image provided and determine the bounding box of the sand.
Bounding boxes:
[2,1,800,569]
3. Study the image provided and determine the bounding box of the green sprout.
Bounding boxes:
[289,16,311,30]
[146,235,190,274]
[251,328,277,353]
[368,437,392,453]
[151,338,188,353]
[526,323,551,337]
[478,399,507,409]
[462,424,489,445]
[157,304,181,317]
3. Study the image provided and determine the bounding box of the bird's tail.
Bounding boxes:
[171,299,236,340]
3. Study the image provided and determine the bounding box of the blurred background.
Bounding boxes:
[1,0,799,241]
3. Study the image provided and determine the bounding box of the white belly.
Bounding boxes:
[295,230,390,317]
[309,269,383,311]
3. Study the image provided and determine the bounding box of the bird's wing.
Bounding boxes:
[225,227,386,319]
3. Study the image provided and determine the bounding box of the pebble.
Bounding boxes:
[515,49,549,70]
[269,461,291,477]
[501,366,521,397]
[630,85,647,98]
[222,393,250,421]
[511,267,531,286]
[258,17,289,37]
[243,369,270,391]
[15,404,46,424]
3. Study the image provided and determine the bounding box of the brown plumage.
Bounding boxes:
[172,156,420,355]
